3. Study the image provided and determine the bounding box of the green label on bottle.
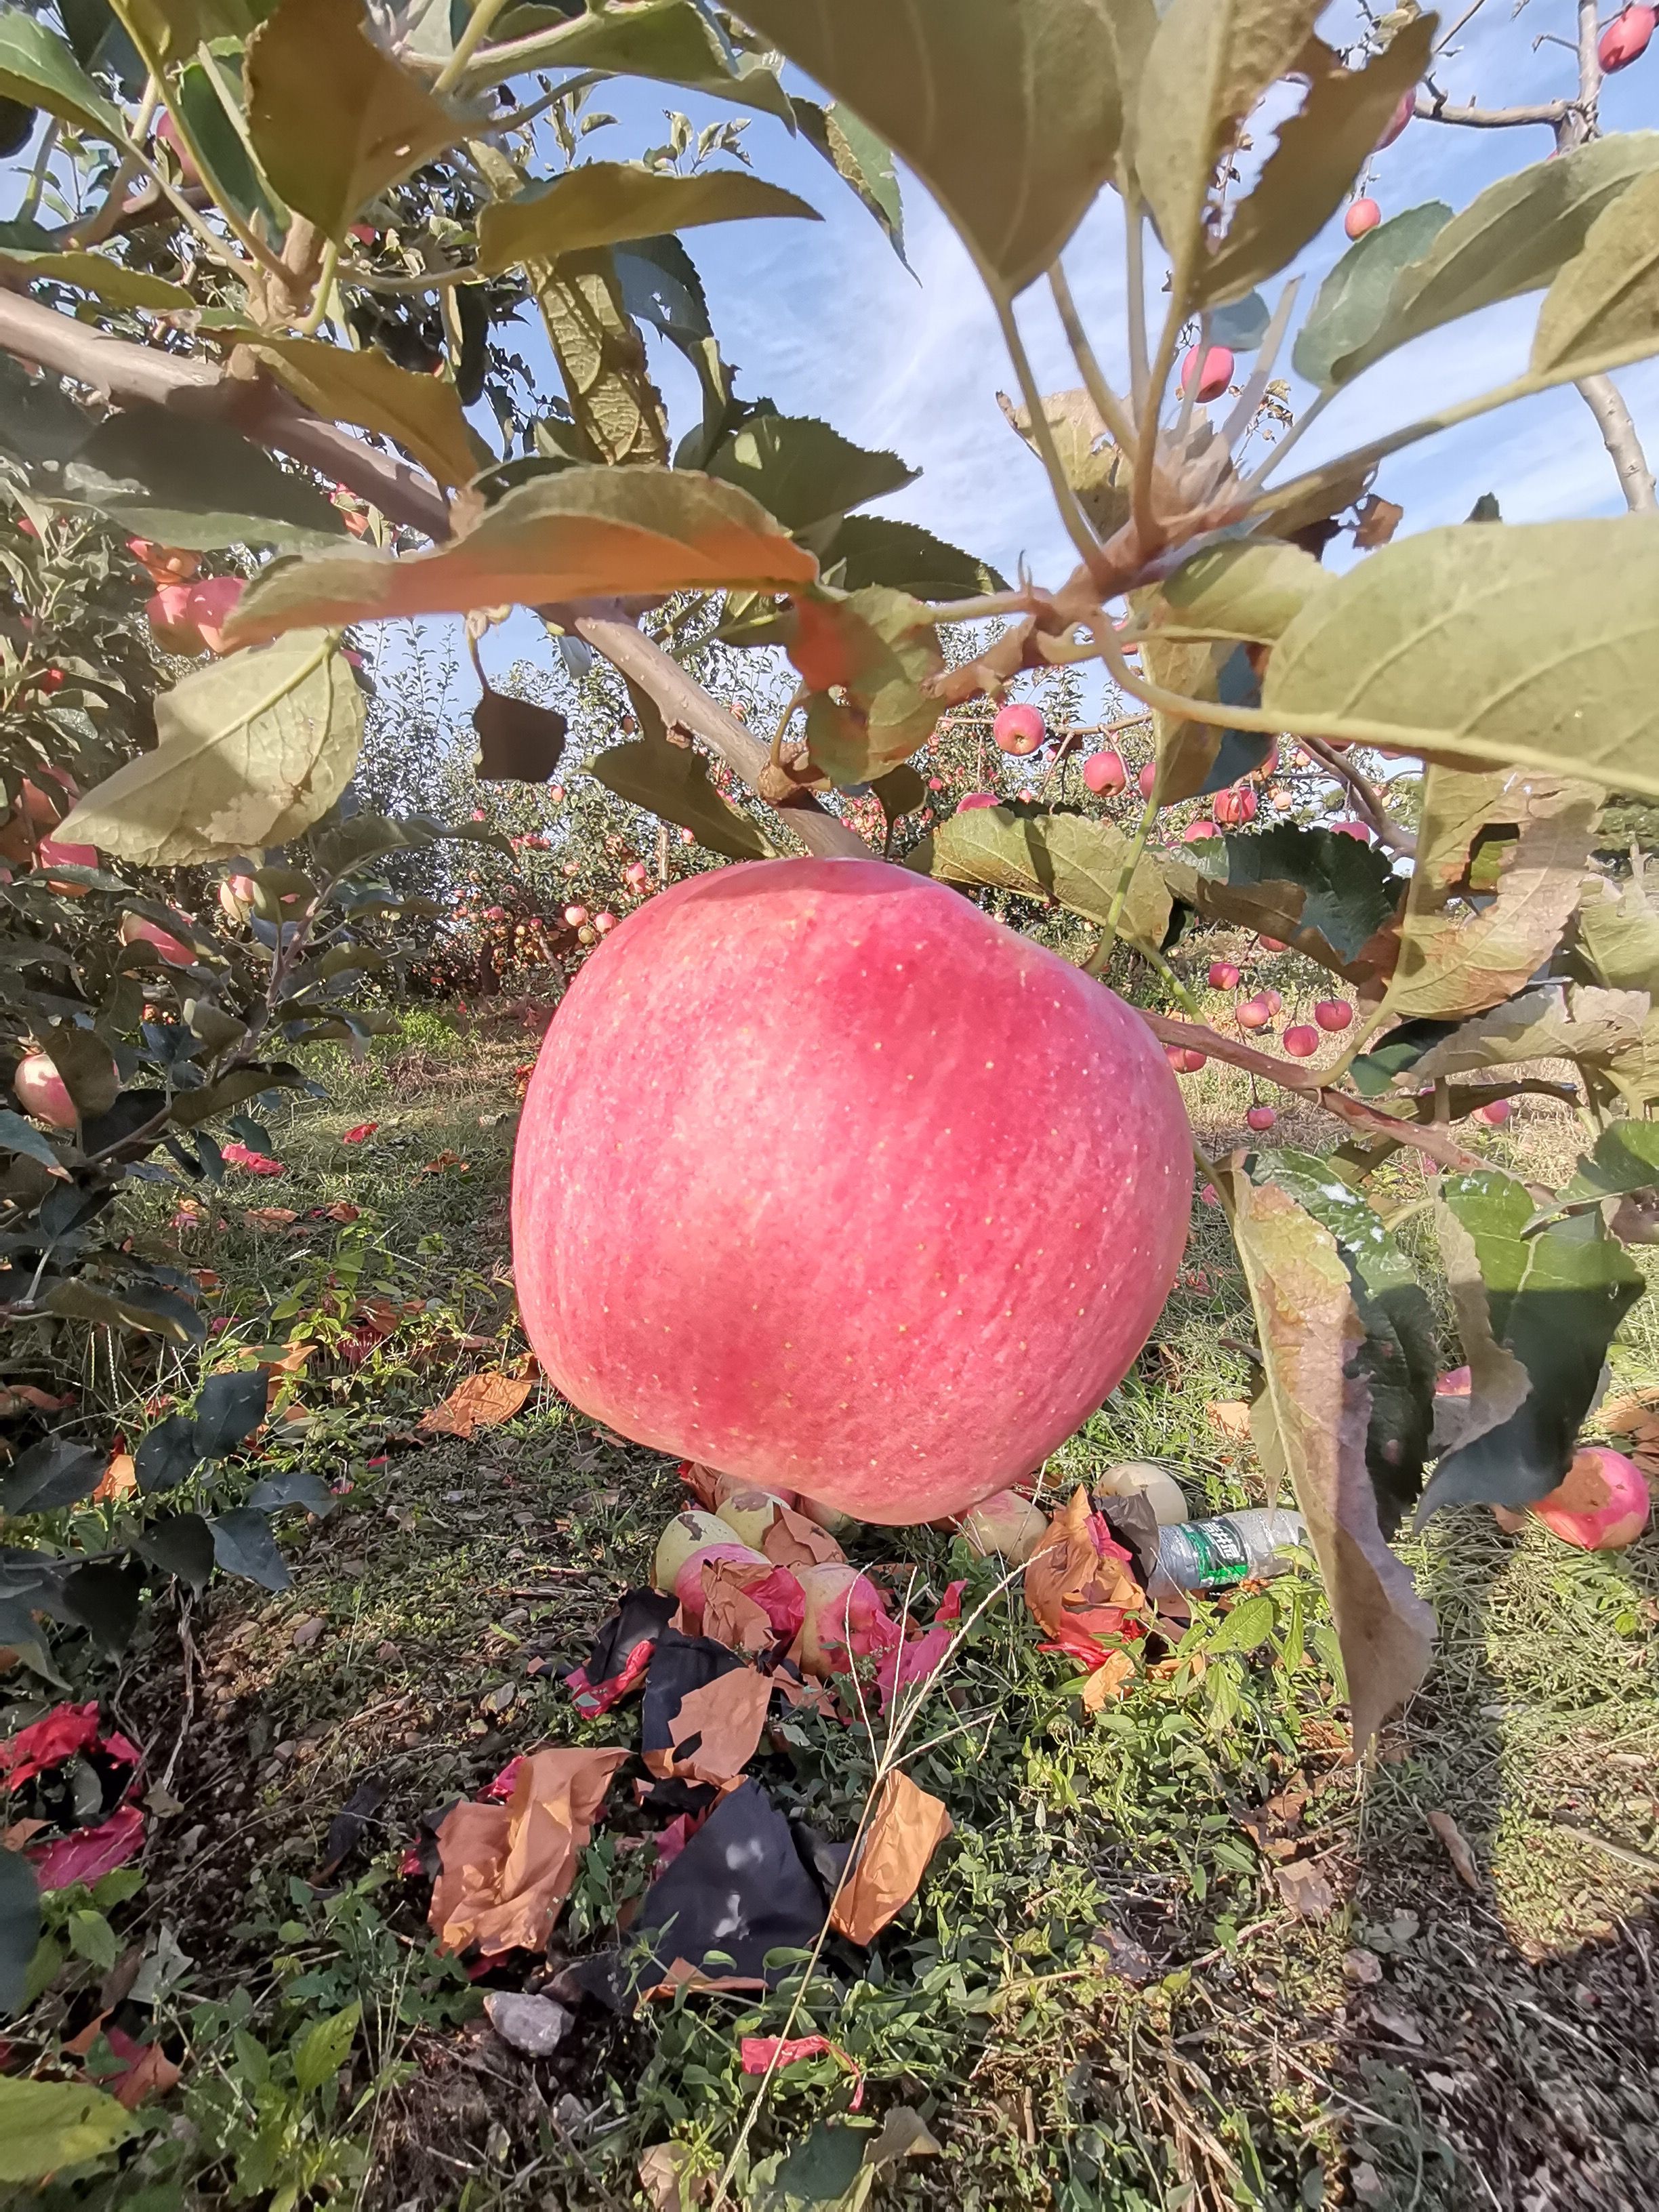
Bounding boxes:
[1182,1520,1252,1586]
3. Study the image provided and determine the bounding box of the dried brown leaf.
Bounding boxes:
[1273,1856,1337,1920]
[419,1370,533,1439]
[1427,1807,1481,1890]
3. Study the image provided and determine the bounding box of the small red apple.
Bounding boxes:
[1208,962,1240,990]
[563,904,589,928]
[1258,936,1287,954]
[1212,787,1257,827]
[958,792,999,811]
[1179,345,1233,403]
[678,827,696,845]
[119,911,196,967]
[1330,819,1371,842]
[14,1051,78,1128]
[623,861,650,890]
[993,702,1046,756]
[1376,87,1414,148]
[1236,995,1273,1031]
[1137,761,1158,800]
[1599,5,1654,71]
[219,872,256,926]
[1083,748,1127,796]
[1246,1104,1277,1132]
[1476,1098,1513,1126]
[1345,197,1381,240]
[1282,1025,1319,1059]
[594,911,617,935]
[1533,1446,1650,1550]
[1183,820,1221,842]
[156,109,201,186]
[1166,1047,1207,1073]
[1264,989,1282,1013]
[1314,998,1354,1031]
[37,837,97,893]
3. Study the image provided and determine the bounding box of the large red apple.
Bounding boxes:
[512,859,1190,1523]
[14,1051,77,1128]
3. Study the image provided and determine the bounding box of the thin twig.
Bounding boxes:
[1048,259,1139,455]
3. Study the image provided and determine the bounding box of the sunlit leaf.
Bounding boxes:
[110,0,260,69]
[1291,201,1453,388]
[1199,18,1434,308]
[1420,1170,1643,1517]
[998,386,1130,539]
[1578,855,1659,995]
[58,633,365,866]
[1532,167,1659,373]
[704,414,916,535]
[1223,1169,1433,1747]
[794,96,906,261]
[243,336,493,493]
[245,0,471,239]
[1263,521,1659,799]
[790,588,943,785]
[906,806,1172,951]
[1407,983,1648,1084]
[1334,133,1659,384]
[1143,636,1269,803]
[1134,540,1328,644]
[478,162,819,276]
[226,468,818,643]
[0,12,123,140]
[1376,766,1601,1024]
[535,247,672,467]
[1129,0,1322,288]
[731,0,1124,295]
[0,2077,131,2184]
[471,0,794,123]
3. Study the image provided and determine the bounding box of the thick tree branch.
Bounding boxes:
[1576,372,1659,511]
[1412,89,1570,128]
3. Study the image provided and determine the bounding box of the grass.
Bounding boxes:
[9,1007,1659,2212]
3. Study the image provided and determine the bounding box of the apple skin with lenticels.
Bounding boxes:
[512,858,1191,1524]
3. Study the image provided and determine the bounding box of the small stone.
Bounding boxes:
[1343,1948,1382,1986]
[291,1615,325,1650]
[484,1991,571,2058]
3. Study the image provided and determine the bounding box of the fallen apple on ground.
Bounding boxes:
[512,859,1190,1523]
[1531,1447,1651,1551]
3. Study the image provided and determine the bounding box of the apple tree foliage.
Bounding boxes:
[0,0,1657,1763]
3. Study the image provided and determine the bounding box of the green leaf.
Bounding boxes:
[998,386,1130,539]
[0,13,123,140]
[1421,1170,1644,1517]
[0,247,194,311]
[173,52,281,230]
[1263,521,1659,800]
[61,1560,144,1656]
[474,690,568,782]
[1292,201,1453,390]
[0,1848,40,2018]
[590,733,776,863]
[747,2119,873,2212]
[1334,132,1659,384]
[791,588,943,785]
[815,515,1006,602]
[1140,636,1270,804]
[111,0,262,69]
[1551,1120,1659,1219]
[0,1109,68,1176]
[42,1022,120,1119]
[0,2077,132,2183]
[1376,766,1601,1024]
[1208,291,1271,350]
[225,468,819,643]
[1128,0,1322,290]
[616,234,735,468]
[478,161,819,276]
[57,633,365,867]
[472,0,794,123]
[907,806,1172,950]
[1260,1150,1438,1536]
[135,1510,216,1589]
[1533,167,1659,373]
[872,763,927,828]
[291,2000,361,2093]
[1202,1590,1276,1655]
[794,97,906,262]
[60,408,347,552]
[0,1439,103,1515]
[247,1468,336,1516]
[1135,541,1329,644]
[0,353,92,467]
[193,1368,268,1456]
[704,414,916,535]
[732,0,1125,295]
[1578,855,1659,994]
[535,247,672,468]
[1221,1169,1433,1748]
[66,1909,119,1971]
[245,0,470,239]
[209,1506,292,1590]
[1198,18,1435,308]
[167,1063,306,1129]
[244,337,492,493]
[47,1280,204,1343]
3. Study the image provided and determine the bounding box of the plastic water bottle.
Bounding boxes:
[1153,1509,1307,1593]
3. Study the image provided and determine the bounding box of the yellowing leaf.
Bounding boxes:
[1578,855,1659,995]
[907,806,1172,951]
[1223,1170,1434,1750]
[0,249,194,310]
[791,588,943,785]
[1135,540,1328,644]
[56,632,364,865]
[1378,766,1602,1023]
[478,162,819,276]
[998,387,1131,538]
[1532,167,1659,373]
[225,469,819,645]
[1199,18,1434,308]
[1263,520,1659,798]
[0,2076,132,2184]
[1334,132,1659,384]
[1130,0,1322,288]
[733,0,1125,295]
[245,0,471,239]
[246,337,491,493]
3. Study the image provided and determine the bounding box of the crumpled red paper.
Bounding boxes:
[29,1803,145,1890]
[739,2034,864,2107]
[1023,1488,1145,1673]
[430,1746,628,1958]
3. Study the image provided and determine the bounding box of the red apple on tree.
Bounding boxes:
[1179,345,1233,402]
[1212,787,1257,826]
[119,911,197,967]
[14,1050,80,1128]
[1314,998,1354,1031]
[1282,1025,1319,1059]
[958,792,999,811]
[1246,1103,1277,1132]
[1082,748,1126,796]
[992,701,1046,756]
[1137,760,1158,800]
[1345,196,1381,239]
[1376,87,1414,147]
[1236,995,1273,1030]
[512,859,1191,1523]
[1599,5,1654,71]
